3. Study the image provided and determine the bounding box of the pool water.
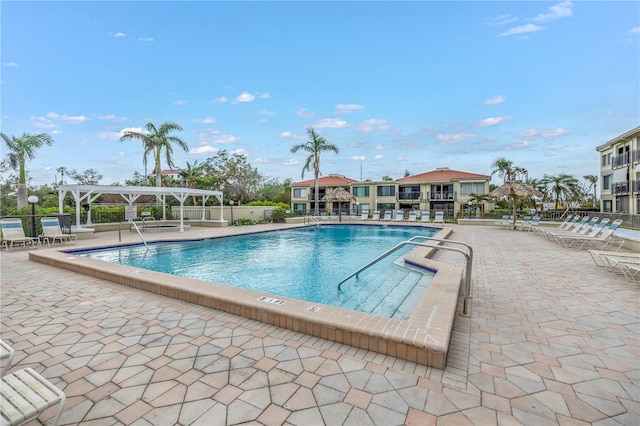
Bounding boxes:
[75,225,437,319]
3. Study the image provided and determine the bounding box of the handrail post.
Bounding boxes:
[337,236,474,317]
[129,219,148,248]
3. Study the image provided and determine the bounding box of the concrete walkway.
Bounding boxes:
[1,224,638,425]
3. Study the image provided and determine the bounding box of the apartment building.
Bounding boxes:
[290,167,492,218]
[596,126,640,214]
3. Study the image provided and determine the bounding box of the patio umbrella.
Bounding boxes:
[321,187,356,222]
[489,181,543,229]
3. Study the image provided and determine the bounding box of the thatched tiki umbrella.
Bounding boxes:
[321,187,356,222]
[489,181,543,229]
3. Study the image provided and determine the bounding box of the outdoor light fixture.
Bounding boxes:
[28,195,39,238]
[229,200,235,224]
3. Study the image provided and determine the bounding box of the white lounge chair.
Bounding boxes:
[406,211,418,222]
[0,340,15,377]
[433,211,444,224]
[420,212,430,223]
[40,217,77,246]
[494,215,509,227]
[1,218,39,250]
[616,262,640,283]
[359,210,369,221]
[381,211,392,221]
[588,248,640,269]
[516,216,532,230]
[0,368,67,426]
[522,216,540,232]
[554,222,624,250]
[369,211,380,221]
[392,210,404,221]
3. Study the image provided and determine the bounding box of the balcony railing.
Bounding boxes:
[632,179,640,194]
[612,181,630,195]
[612,152,630,168]
[397,192,422,201]
[427,191,456,201]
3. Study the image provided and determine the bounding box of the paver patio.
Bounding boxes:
[1,223,638,425]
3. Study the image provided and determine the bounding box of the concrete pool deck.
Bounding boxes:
[1,223,638,425]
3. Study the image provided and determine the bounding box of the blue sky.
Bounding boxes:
[2,1,639,188]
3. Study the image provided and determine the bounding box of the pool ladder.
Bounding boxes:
[336,236,473,317]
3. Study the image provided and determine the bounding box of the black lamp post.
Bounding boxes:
[229,200,235,224]
[28,195,39,237]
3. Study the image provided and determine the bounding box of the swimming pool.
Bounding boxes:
[30,224,462,368]
[73,225,437,319]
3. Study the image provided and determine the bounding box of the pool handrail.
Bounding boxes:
[337,236,473,317]
[128,219,148,248]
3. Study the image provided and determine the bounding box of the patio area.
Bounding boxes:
[1,223,638,425]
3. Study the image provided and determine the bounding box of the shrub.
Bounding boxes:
[270,207,287,223]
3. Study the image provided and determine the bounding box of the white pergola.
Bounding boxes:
[58,185,225,232]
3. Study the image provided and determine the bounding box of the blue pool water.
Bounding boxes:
[74,225,437,319]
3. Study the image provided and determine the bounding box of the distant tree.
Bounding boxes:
[120,122,188,188]
[68,168,103,185]
[381,175,394,181]
[289,128,339,215]
[1,132,54,208]
[203,150,262,204]
[404,170,411,177]
[583,174,598,208]
[540,173,580,210]
[491,157,527,182]
[258,177,292,205]
[56,166,68,186]
[179,160,206,204]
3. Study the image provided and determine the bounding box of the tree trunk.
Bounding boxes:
[17,183,28,209]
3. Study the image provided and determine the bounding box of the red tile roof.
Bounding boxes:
[292,174,359,187]
[397,168,490,183]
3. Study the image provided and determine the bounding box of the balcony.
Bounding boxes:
[427,191,456,201]
[612,152,630,168]
[612,181,630,195]
[397,192,422,201]
[633,180,640,194]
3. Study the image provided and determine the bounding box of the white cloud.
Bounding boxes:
[498,23,543,37]
[313,118,348,129]
[355,119,387,132]
[190,146,219,155]
[630,27,640,34]
[211,96,228,104]
[436,132,475,144]
[192,117,216,124]
[486,14,518,26]
[37,112,89,127]
[296,108,315,118]
[474,116,513,127]
[252,157,272,164]
[335,104,365,114]
[501,141,536,150]
[259,92,271,99]
[30,116,55,128]
[532,1,573,23]
[283,159,300,166]
[351,156,366,161]
[96,114,127,122]
[394,155,409,161]
[517,128,569,139]
[259,110,275,116]
[113,32,126,37]
[173,99,189,106]
[137,37,155,42]
[484,95,505,105]
[2,62,18,68]
[373,154,383,160]
[236,92,255,103]
[98,126,147,141]
[230,148,248,157]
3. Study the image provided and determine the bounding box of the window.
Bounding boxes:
[293,188,307,198]
[601,153,611,166]
[376,185,396,197]
[352,186,369,197]
[602,175,612,190]
[293,203,306,211]
[459,182,485,195]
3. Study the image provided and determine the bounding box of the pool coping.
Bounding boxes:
[28,225,463,369]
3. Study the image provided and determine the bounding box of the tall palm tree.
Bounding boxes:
[179,160,205,205]
[1,132,54,208]
[120,122,188,187]
[290,128,339,216]
[491,157,528,182]
[56,166,67,186]
[583,174,598,208]
[540,173,580,210]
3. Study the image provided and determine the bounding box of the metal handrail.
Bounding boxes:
[129,219,148,248]
[337,236,473,316]
[304,215,321,225]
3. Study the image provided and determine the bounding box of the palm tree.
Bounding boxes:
[491,157,528,182]
[1,132,54,208]
[468,192,488,217]
[290,128,339,216]
[56,166,67,186]
[540,173,580,210]
[179,160,205,205]
[583,174,598,208]
[120,122,188,187]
